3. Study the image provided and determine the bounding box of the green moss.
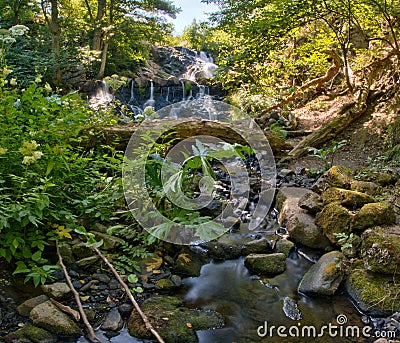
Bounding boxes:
[351,202,396,232]
[321,187,374,209]
[325,166,353,189]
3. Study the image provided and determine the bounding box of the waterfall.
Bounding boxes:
[199,51,214,64]
[181,81,185,101]
[198,85,205,99]
[143,80,155,109]
[129,79,135,103]
[165,87,170,102]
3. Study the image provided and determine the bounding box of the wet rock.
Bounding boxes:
[71,242,93,258]
[92,273,111,284]
[244,253,286,275]
[118,303,134,316]
[315,202,352,244]
[90,231,124,250]
[101,308,123,331]
[241,238,271,255]
[155,278,177,292]
[173,250,208,277]
[76,255,99,268]
[127,296,224,343]
[171,275,182,287]
[351,202,396,232]
[298,251,344,296]
[30,300,82,336]
[41,283,71,301]
[4,324,57,343]
[346,263,400,316]
[275,187,311,215]
[58,244,75,264]
[201,242,242,260]
[361,226,400,275]
[350,180,380,196]
[298,191,323,215]
[17,295,49,317]
[274,239,294,257]
[321,187,374,209]
[282,297,302,320]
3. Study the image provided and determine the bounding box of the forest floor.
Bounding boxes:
[287,92,398,171]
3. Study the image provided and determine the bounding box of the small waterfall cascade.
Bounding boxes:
[143,80,155,109]
[181,81,185,101]
[88,80,114,111]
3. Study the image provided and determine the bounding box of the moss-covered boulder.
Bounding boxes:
[127,296,224,343]
[155,278,177,292]
[173,250,209,277]
[312,166,353,193]
[4,324,57,343]
[321,187,374,209]
[350,180,380,196]
[298,251,344,296]
[274,239,295,257]
[30,300,82,336]
[346,264,400,316]
[361,226,400,275]
[241,237,272,255]
[315,202,352,244]
[244,253,286,275]
[351,202,396,232]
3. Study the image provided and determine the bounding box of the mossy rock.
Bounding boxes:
[274,239,295,257]
[361,226,400,275]
[298,191,323,215]
[346,264,400,316]
[244,253,286,275]
[155,278,177,291]
[4,324,57,343]
[351,202,396,232]
[315,202,352,244]
[350,180,380,196]
[127,296,224,343]
[173,250,209,277]
[298,251,344,296]
[321,187,374,209]
[325,166,353,189]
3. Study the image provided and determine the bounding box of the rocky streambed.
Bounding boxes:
[1,165,400,343]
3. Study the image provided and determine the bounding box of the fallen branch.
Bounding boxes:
[91,246,165,343]
[56,241,104,343]
[257,50,342,118]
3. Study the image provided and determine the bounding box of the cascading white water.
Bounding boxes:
[150,80,154,102]
[165,87,170,102]
[181,81,185,101]
[88,80,114,111]
[129,79,135,103]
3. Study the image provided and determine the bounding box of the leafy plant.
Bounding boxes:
[334,232,356,251]
[308,139,347,170]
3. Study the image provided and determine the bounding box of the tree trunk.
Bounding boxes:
[97,40,109,79]
[92,0,106,51]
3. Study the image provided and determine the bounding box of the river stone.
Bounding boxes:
[275,187,311,217]
[315,202,352,244]
[41,283,71,300]
[200,242,242,260]
[282,297,302,320]
[76,255,99,268]
[311,165,353,194]
[101,307,123,331]
[173,250,208,277]
[92,273,111,283]
[298,191,323,214]
[274,239,294,257]
[17,295,49,317]
[71,242,93,258]
[155,278,176,291]
[298,251,344,296]
[30,300,82,336]
[90,231,124,250]
[350,180,380,196]
[345,264,400,316]
[241,237,271,255]
[244,253,286,275]
[361,226,400,275]
[127,296,224,343]
[321,187,374,209]
[351,202,396,232]
[4,323,57,343]
[58,244,75,264]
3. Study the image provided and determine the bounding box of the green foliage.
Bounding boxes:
[334,232,355,252]
[308,140,347,170]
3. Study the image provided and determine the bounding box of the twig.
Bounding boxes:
[91,246,165,343]
[56,241,104,343]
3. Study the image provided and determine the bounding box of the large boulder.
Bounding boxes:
[321,187,374,209]
[244,253,286,275]
[298,191,323,215]
[41,283,71,301]
[298,251,345,296]
[241,237,272,255]
[4,324,57,343]
[173,250,209,277]
[361,226,400,275]
[277,187,331,250]
[351,202,396,232]
[30,300,82,336]
[127,296,224,343]
[312,166,353,194]
[17,295,49,317]
[315,202,352,244]
[346,264,400,316]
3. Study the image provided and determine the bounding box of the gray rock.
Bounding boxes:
[201,242,242,260]
[171,275,182,287]
[244,253,286,275]
[76,255,99,268]
[4,324,57,343]
[30,300,82,336]
[71,242,93,258]
[298,191,323,215]
[274,239,294,257]
[41,283,71,300]
[92,273,111,283]
[173,250,208,277]
[241,237,271,255]
[58,244,75,264]
[282,297,302,320]
[17,295,49,317]
[101,308,123,331]
[298,251,344,296]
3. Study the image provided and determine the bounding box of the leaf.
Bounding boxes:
[31,250,42,262]
[74,226,88,236]
[13,261,29,275]
[56,226,72,239]
[178,253,191,264]
[86,237,103,248]
[128,274,138,284]
[186,323,193,328]
[145,256,163,272]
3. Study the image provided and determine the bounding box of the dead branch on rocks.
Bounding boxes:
[91,246,166,343]
[56,241,104,343]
